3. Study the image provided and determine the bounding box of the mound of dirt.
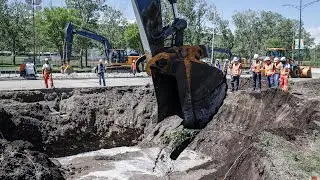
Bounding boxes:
[185,88,320,179]
[0,139,64,180]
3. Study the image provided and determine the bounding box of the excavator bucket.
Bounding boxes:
[132,0,227,129]
[148,46,227,129]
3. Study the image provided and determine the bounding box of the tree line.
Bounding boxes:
[0,0,317,66]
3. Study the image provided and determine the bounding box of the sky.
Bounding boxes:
[42,0,320,44]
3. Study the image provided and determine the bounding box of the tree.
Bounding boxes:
[232,10,315,59]
[2,1,31,65]
[99,5,127,49]
[124,23,142,52]
[36,7,81,60]
[265,38,283,48]
[66,0,105,68]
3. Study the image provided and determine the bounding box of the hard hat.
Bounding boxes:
[233,57,239,62]
[253,54,259,59]
[264,57,271,61]
[99,59,103,63]
[274,57,279,62]
[44,58,49,61]
[225,59,229,62]
[280,57,286,61]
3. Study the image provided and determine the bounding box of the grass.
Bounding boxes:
[162,128,198,147]
[0,55,99,73]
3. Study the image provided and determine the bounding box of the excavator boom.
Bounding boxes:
[132,0,227,129]
[63,23,111,62]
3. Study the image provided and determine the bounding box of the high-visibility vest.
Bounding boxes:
[274,62,283,74]
[280,65,290,76]
[264,64,274,76]
[232,63,241,76]
[252,61,262,73]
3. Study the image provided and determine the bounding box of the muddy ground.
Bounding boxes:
[0,78,320,179]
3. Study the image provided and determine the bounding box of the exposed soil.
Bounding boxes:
[0,139,64,180]
[0,78,320,180]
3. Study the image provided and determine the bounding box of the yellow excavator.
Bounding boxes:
[266,48,312,78]
[63,23,141,72]
[131,0,227,129]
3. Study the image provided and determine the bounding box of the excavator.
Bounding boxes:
[266,48,312,78]
[131,0,227,129]
[63,23,140,72]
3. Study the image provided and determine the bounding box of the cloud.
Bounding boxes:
[307,26,320,45]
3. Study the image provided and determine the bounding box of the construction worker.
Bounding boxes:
[215,60,221,70]
[222,59,229,75]
[95,59,106,86]
[263,56,274,88]
[131,59,137,76]
[251,54,262,92]
[42,58,54,88]
[273,57,283,89]
[280,57,290,92]
[231,57,242,92]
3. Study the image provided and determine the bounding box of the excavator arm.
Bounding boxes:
[63,23,111,62]
[132,0,227,129]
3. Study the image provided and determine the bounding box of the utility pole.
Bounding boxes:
[32,0,35,65]
[292,26,295,60]
[211,10,216,66]
[26,0,42,67]
[283,0,320,61]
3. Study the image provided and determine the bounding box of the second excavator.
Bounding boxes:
[131,0,227,129]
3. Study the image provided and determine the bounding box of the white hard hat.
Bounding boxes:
[99,59,103,63]
[280,57,286,61]
[264,57,271,61]
[44,58,49,61]
[274,57,279,62]
[233,57,239,62]
[253,54,259,59]
[225,59,229,62]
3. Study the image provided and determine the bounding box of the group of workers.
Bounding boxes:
[41,57,138,89]
[227,54,291,93]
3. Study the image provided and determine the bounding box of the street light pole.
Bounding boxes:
[32,0,36,65]
[298,0,302,61]
[211,10,216,66]
[283,0,320,61]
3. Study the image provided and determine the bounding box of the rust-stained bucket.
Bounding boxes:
[149,45,227,129]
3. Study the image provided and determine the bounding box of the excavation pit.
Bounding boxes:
[1,78,320,180]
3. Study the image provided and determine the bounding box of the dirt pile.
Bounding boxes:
[184,87,320,179]
[0,139,64,180]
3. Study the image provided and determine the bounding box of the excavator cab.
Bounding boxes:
[266,48,286,58]
[132,0,227,129]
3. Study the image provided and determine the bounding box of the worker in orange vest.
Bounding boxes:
[273,57,282,89]
[42,58,54,88]
[280,57,290,92]
[131,59,137,76]
[263,57,274,88]
[251,54,262,92]
[231,57,242,92]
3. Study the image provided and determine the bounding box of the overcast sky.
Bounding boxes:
[39,0,320,44]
